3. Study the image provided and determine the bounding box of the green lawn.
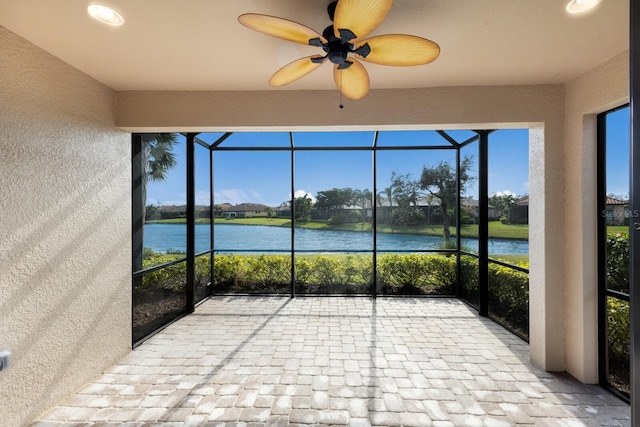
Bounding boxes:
[489,254,529,266]
[148,217,530,240]
[607,225,630,235]
[147,217,210,224]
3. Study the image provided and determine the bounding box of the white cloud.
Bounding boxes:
[249,190,264,202]
[290,190,317,204]
[214,189,253,205]
[491,190,517,197]
[608,190,629,200]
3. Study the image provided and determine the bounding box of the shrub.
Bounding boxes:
[294,257,314,285]
[142,247,158,259]
[428,255,457,292]
[166,248,186,254]
[377,253,454,294]
[213,254,245,290]
[138,261,186,296]
[245,255,291,288]
[293,255,371,293]
[606,232,629,293]
[390,207,425,226]
[328,215,346,225]
[195,256,211,285]
[607,297,630,360]
[459,256,479,305]
[312,255,360,286]
[488,262,529,336]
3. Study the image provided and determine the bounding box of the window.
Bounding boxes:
[598,105,630,398]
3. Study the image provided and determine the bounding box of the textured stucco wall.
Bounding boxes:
[0,27,131,426]
[117,84,567,372]
[564,51,629,383]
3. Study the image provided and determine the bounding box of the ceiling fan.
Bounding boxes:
[238,0,440,101]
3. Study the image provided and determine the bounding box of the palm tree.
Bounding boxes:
[213,204,225,217]
[384,186,393,207]
[141,133,178,223]
[375,192,384,207]
[291,194,313,222]
[377,186,393,223]
[360,189,372,223]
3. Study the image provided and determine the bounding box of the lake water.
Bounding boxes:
[144,223,529,255]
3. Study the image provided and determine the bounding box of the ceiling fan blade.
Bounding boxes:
[333,59,370,100]
[333,0,393,42]
[238,14,327,45]
[270,55,327,87]
[355,34,440,66]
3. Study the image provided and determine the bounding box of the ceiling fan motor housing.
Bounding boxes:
[320,25,367,68]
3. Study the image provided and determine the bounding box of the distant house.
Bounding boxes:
[273,206,291,218]
[460,197,498,222]
[214,203,232,216]
[510,196,529,224]
[373,196,495,224]
[154,205,186,219]
[223,203,269,218]
[605,196,629,226]
[151,205,210,220]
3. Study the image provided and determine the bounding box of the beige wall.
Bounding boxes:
[564,51,629,383]
[0,27,132,426]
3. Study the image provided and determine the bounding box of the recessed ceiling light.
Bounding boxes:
[88,4,124,26]
[566,0,602,14]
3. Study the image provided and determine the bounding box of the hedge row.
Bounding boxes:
[210,254,461,295]
[138,251,530,337]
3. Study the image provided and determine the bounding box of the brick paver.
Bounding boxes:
[31,297,630,426]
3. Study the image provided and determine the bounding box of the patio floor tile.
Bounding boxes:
[31,297,630,426]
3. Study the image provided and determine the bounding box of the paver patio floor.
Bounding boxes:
[31,297,630,426]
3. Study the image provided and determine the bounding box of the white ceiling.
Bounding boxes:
[0,0,629,92]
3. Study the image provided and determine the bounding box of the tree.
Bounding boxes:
[213,204,225,217]
[489,192,518,221]
[391,172,421,208]
[389,172,424,226]
[378,186,394,207]
[341,187,355,208]
[265,206,275,218]
[360,189,372,223]
[315,188,352,219]
[145,204,160,221]
[291,194,313,222]
[350,188,371,224]
[419,156,474,246]
[140,133,178,223]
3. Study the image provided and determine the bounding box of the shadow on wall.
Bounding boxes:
[0,157,129,314]
[0,152,131,424]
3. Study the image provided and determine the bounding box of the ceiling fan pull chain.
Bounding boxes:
[339,71,344,109]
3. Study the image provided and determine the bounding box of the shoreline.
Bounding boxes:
[146,218,531,241]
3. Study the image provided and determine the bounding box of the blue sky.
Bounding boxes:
[146,114,630,207]
[606,107,631,198]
